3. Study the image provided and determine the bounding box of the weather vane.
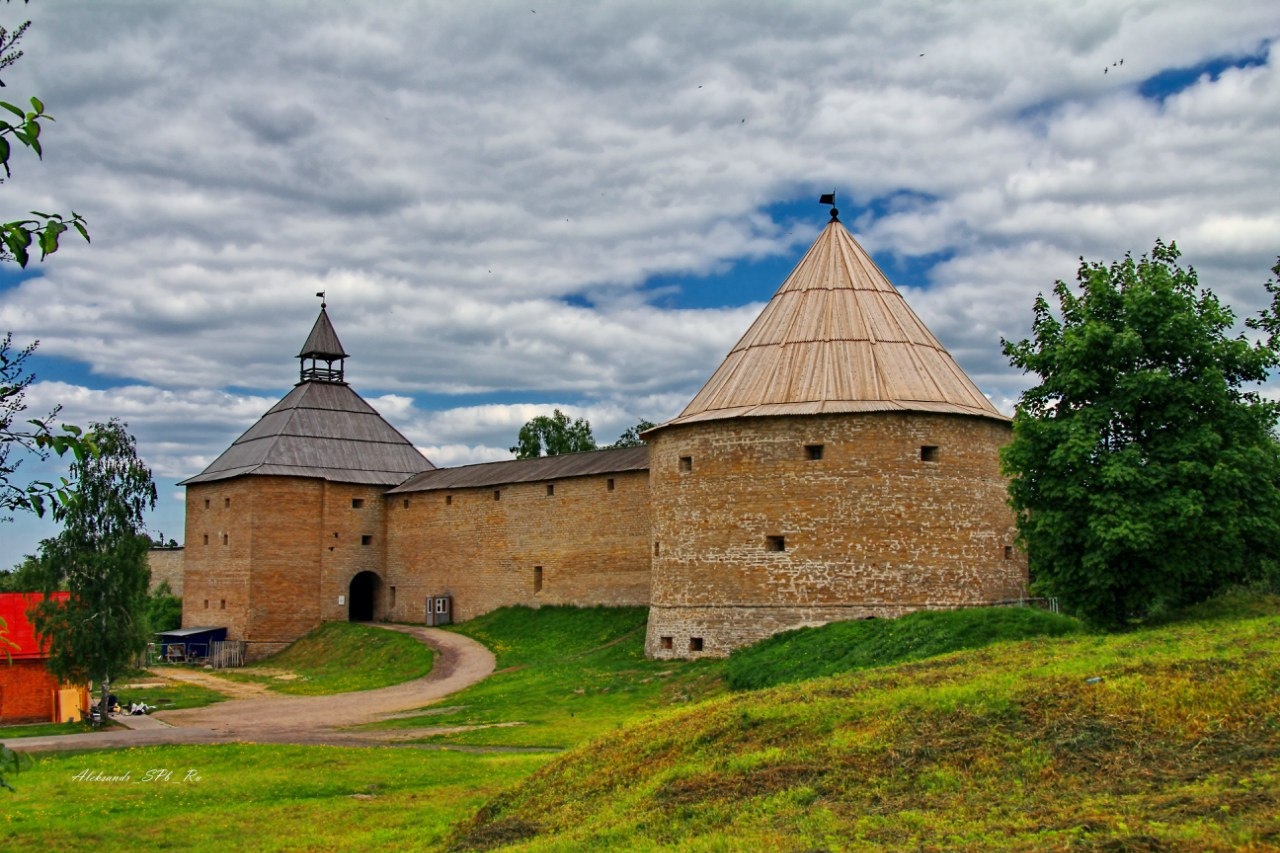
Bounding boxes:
[819,191,839,222]
[316,290,326,309]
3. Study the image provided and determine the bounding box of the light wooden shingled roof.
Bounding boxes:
[657,219,1006,429]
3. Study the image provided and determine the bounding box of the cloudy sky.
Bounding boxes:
[0,0,1276,568]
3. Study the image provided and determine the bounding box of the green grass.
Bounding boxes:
[367,606,725,748]
[0,719,99,740]
[4,744,548,851]
[449,595,1280,851]
[114,679,229,712]
[221,622,433,695]
[724,605,1085,690]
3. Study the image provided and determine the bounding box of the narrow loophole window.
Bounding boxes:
[403,499,410,509]
[1004,545,1014,560]
[494,490,501,501]
[204,499,210,509]
[533,566,543,594]
[203,534,209,546]
[389,586,396,608]
[224,497,231,508]
[607,478,615,491]
[222,533,228,545]
[653,541,661,556]
[446,494,453,506]
[546,484,555,497]
[220,599,226,610]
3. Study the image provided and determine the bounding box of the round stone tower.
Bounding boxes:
[644,211,1026,659]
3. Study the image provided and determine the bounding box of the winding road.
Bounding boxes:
[7,625,497,753]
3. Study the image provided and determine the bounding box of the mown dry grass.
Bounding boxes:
[450,597,1280,851]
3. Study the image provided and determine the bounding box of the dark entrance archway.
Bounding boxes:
[348,571,380,622]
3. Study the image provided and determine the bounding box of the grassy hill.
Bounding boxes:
[724,605,1084,690]
[451,595,1280,851]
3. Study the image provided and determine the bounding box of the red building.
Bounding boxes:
[0,592,88,724]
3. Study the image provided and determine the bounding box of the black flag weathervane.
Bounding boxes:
[819,191,838,222]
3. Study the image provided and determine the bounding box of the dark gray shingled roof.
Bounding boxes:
[297,307,349,359]
[390,445,648,493]
[179,380,434,486]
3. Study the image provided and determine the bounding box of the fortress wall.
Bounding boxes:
[146,547,185,596]
[316,481,392,623]
[181,479,260,643]
[384,468,651,624]
[645,412,1027,658]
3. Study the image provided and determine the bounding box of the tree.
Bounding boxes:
[0,13,93,521]
[1001,241,1280,627]
[30,419,157,720]
[510,408,597,459]
[606,419,655,448]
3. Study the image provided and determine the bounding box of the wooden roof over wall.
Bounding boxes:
[656,219,1006,431]
[391,445,648,493]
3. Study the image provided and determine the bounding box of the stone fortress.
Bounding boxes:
[166,207,1027,661]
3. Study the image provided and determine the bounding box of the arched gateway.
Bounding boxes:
[349,571,381,622]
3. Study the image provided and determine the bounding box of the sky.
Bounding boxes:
[0,0,1277,569]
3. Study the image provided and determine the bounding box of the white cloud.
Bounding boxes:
[1,0,1278,567]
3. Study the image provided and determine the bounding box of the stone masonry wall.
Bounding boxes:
[146,547,185,595]
[182,479,258,643]
[644,412,1027,658]
[384,469,651,624]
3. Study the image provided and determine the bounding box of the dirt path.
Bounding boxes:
[10,625,498,753]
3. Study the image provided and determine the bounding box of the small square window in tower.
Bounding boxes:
[679,456,692,472]
[805,444,824,460]
[920,445,940,462]
[689,637,704,652]
[361,535,373,546]
[351,498,364,509]
[766,535,786,552]
[660,636,673,650]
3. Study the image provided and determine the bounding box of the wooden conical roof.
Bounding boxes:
[661,219,1005,429]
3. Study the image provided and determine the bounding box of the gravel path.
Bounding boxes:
[8,625,497,753]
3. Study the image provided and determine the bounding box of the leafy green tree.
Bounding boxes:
[146,580,182,634]
[0,14,93,522]
[510,409,597,458]
[606,419,655,448]
[30,419,157,720]
[1001,241,1280,627]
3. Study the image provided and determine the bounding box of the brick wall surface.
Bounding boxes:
[644,412,1027,658]
[385,469,651,623]
[147,548,185,595]
[0,660,61,723]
